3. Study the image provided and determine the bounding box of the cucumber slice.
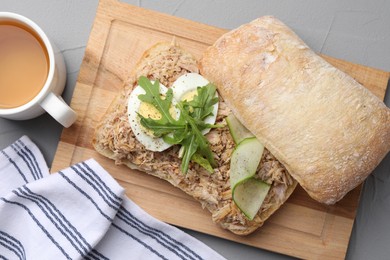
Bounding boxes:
[233,179,271,220]
[230,137,269,220]
[226,114,254,144]
[230,137,264,186]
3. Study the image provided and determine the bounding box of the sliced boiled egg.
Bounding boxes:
[127,82,179,152]
[171,73,219,135]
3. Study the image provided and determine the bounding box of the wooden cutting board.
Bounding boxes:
[52,0,390,259]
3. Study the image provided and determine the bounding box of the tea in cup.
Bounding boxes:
[0,12,76,127]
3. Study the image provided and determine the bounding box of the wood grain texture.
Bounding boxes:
[51,0,390,259]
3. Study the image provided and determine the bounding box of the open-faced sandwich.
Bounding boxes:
[93,16,390,235]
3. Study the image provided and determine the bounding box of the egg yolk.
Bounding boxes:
[181,89,198,101]
[139,102,162,120]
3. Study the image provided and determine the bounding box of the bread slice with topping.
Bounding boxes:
[93,41,297,235]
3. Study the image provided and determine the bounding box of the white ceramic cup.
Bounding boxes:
[0,12,77,127]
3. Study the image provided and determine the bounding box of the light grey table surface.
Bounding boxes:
[1,1,389,259]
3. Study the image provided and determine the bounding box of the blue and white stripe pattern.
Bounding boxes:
[0,136,225,260]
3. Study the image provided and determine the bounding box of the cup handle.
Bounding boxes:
[40,92,77,127]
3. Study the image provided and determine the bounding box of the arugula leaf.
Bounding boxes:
[137,76,219,174]
[182,84,219,122]
[139,116,185,137]
[191,153,213,174]
[138,76,179,125]
[178,102,217,170]
[180,134,198,173]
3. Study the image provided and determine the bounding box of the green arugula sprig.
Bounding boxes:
[137,76,219,174]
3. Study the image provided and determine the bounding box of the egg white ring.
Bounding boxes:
[171,73,219,135]
[127,82,179,152]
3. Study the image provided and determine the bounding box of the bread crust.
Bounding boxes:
[199,16,390,204]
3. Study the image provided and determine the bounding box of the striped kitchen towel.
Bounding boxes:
[0,136,225,260]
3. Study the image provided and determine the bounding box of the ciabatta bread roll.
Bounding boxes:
[199,16,390,204]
